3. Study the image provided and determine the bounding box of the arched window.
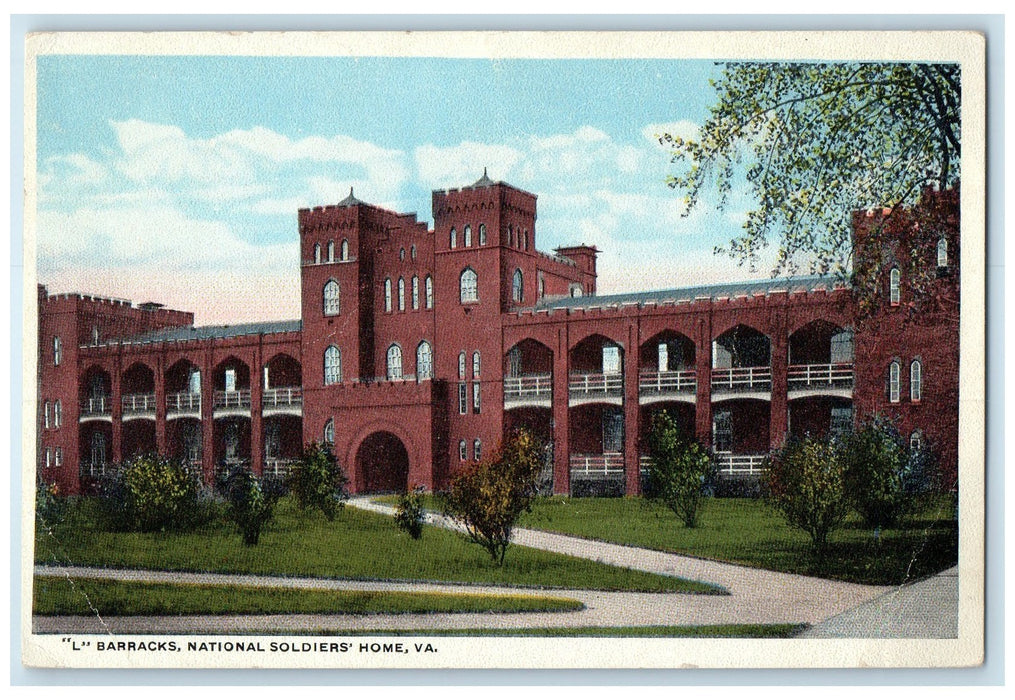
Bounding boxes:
[43,401,50,429]
[92,326,100,345]
[523,231,529,251]
[888,361,901,403]
[417,341,433,381]
[399,247,406,261]
[937,237,948,268]
[458,352,467,379]
[512,269,524,303]
[323,280,340,316]
[53,337,61,365]
[459,440,467,461]
[54,400,61,428]
[472,351,481,378]
[328,240,335,263]
[507,225,514,247]
[384,278,392,312]
[569,283,583,298]
[387,344,403,381]
[473,439,482,462]
[341,239,349,261]
[478,224,487,246]
[460,268,478,303]
[411,276,420,310]
[910,430,923,453]
[889,267,901,306]
[314,243,321,264]
[538,273,545,299]
[323,419,335,445]
[324,346,342,385]
[450,228,457,249]
[425,276,434,309]
[910,360,922,402]
[464,225,472,247]
[398,277,406,311]
[410,244,417,260]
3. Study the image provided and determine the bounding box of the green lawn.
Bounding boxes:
[34,497,719,594]
[516,496,958,586]
[33,575,583,616]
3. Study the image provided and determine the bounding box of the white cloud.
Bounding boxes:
[414,142,523,190]
[642,120,700,145]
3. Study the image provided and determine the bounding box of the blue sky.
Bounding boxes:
[36,54,771,324]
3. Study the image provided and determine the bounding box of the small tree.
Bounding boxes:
[285,442,349,520]
[222,466,279,546]
[841,417,908,530]
[764,436,850,551]
[645,412,713,528]
[97,454,204,533]
[394,485,427,540]
[441,429,542,565]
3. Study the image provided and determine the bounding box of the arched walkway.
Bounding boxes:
[355,431,410,493]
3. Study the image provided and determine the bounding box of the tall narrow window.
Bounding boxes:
[512,269,524,303]
[45,448,51,469]
[323,419,335,445]
[831,329,855,364]
[55,448,62,467]
[537,273,545,299]
[458,384,467,414]
[889,361,901,403]
[602,345,621,375]
[327,240,335,262]
[189,368,201,394]
[425,276,434,309]
[478,224,487,245]
[523,231,529,251]
[473,439,482,462]
[44,401,50,429]
[464,225,472,247]
[341,239,349,261]
[398,277,406,311]
[410,244,417,260]
[92,326,100,345]
[314,243,321,264]
[459,440,467,461]
[386,345,403,381]
[472,351,481,378]
[508,347,521,377]
[323,280,340,315]
[658,342,669,372]
[399,247,406,261]
[910,360,922,402]
[53,337,61,366]
[417,341,433,381]
[460,268,478,303]
[458,352,467,379]
[508,225,514,247]
[225,368,237,393]
[384,278,392,312]
[54,400,61,428]
[412,276,420,309]
[472,382,481,413]
[450,228,457,249]
[324,346,341,385]
[937,237,948,268]
[889,267,901,306]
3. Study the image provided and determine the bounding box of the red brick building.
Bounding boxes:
[36,174,959,496]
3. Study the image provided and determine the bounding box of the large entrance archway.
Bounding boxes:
[356,431,409,493]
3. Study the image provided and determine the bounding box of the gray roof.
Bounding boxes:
[120,320,302,345]
[533,275,849,311]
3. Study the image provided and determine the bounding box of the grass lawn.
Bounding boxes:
[326,624,806,638]
[33,575,583,616]
[516,496,958,586]
[34,497,719,595]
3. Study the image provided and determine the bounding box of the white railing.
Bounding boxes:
[80,396,111,416]
[714,452,768,475]
[263,458,294,478]
[80,461,116,478]
[263,387,303,408]
[214,390,251,409]
[711,366,772,392]
[787,363,854,389]
[638,369,696,394]
[569,453,625,477]
[166,392,201,413]
[504,374,552,399]
[568,372,623,398]
[121,393,156,413]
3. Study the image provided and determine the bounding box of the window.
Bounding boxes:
[508,347,521,377]
[55,448,62,467]
[602,345,621,375]
[411,244,417,260]
[323,418,335,445]
[889,267,900,306]
[45,448,51,469]
[341,239,349,261]
[458,352,467,379]
[910,360,922,402]
[53,337,61,366]
[411,276,420,310]
[472,382,481,413]
[386,345,403,381]
[569,283,583,298]
[417,341,433,381]
[450,228,457,249]
[831,329,854,364]
[324,346,341,385]
[474,439,482,462]
[460,268,478,303]
[459,440,467,461]
[910,430,923,452]
[91,432,106,467]
[602,408,624,452]
[658,342,669,373]
[888,361,901,403]
[523,231,529,251]
[189,368,202,394]
[92,326,100,345]
[225,368,237,393]
[464,225,472,247]
[323,280,340,316]
[398,278,405,312]
[538,273,545,299]
[479,224,487,246]
[327,241,335,262]
[425,276,434,309]
[713,410,732,453]
[508,225,514,247]
[458,383,467,414]
[54,400,61,428]
[937,237,948,268]
[472,351,481,378]
[384,278,392,312]
[44,401,50,429]
[314,243,322,264]
[512,269,524,303]
[399,247,406,261]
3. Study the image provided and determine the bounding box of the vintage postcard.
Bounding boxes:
[22,30,985,670]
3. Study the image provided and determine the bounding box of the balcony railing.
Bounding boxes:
[787,363,854,390]
[263,458,294,478]
[714,452,768,476]
[569,453,625,478]
[214,390,252,410]
[121,393,156,414]
[711,366,772,393]
[568,372,623,399]
[80,461,116,478]
[638,369,696,395]
[166,392,201,414]
[504,374,552,400]
[263,387,303,408]
[80,396,111,417]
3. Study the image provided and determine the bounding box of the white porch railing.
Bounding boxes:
[263,458,294,478]
[80,461,116,477]
[638,369,696,394]
[167,391,201,413]
[711,366,772,392]
[263,387,303,408]
[504,374,552,399]
[569,453,625,478]
[568,372,623,398]
[714,452,768,475]
[121,393,156,414]
[787,363,854,389]
[214,390,251,409]
[80,396,111,416]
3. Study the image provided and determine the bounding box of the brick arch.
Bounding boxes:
[344,419,419,493]
[710,319,772,342]
[568,330,626,352]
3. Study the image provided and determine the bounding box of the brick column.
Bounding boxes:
[623,324,641,496]
[695,317,713,447]
[201,351,215,485]
[111,355,122,465]
[552,327,570,495]
[250,345,263,476]
[770,324,789,450]
[154,352,167,455]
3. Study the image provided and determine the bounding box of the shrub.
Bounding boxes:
[35,479,65,529]
[222,466,279,546]
[840,418,908,530]
[96,455,205,533]
[394,485,427,540]
[644,412,714,528]
[764,436,850,551]
[285,442,349,520]
[441,429,542,565]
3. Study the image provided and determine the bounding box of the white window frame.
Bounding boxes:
[459,440,467,461]
[327,240,335,262]
[53,337,61,366]
[314,243,322,264]
[398,278,406,311]
[54,400,62,428]
[458,352,466,379]
[384,278,392,312]
[889,361,901,403]
[474,439,482,462]
[411,244,417,260]
[324,346,341,385]
[458,383,468,414]
[910,360,922,402]
[479,224,487,246]
[460,268,478,303]
[512,269,524,303]
[412,276,420,310]
[416,341,433,381]
[341,239,350,261]
[425,276,434,309]
[889,267,901,306]
[386,344,403,381]
[937,237,948,268]
[44,401,50,429]
[450,228,457,249]
[472,351,481,378]
[324,419,335,445]
[45,448,51,469]
[464,225,472,247]
[472,382,481,413]
[323,280,340,316]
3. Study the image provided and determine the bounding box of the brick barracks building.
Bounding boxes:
[37,173,960,496]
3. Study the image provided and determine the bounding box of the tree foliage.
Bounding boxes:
[285,442,349,521]
[645,412,714,528]
[96,454,209,533]
[661,62,960,284]
[222,466,280,546]
[394,485,427,540]
[440,429,543,565]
